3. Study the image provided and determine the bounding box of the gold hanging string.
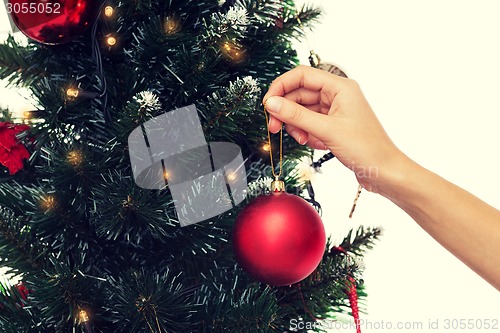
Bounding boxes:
[263,103,283,180]
[349,184,363,218]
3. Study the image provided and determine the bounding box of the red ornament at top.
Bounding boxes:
[233,189,326,286]
[8,0,100,45]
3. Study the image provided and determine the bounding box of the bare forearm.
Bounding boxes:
[263,67,500,289]
[379,155,500,290]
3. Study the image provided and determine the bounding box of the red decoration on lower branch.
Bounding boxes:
[0,282,31,310]
[334,246,361,333]
[233,191,326,286]
[0,122,30,175]
[346,276,361,333]
[15,282,30,301]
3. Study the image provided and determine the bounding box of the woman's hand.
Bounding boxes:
[263,65,405,193]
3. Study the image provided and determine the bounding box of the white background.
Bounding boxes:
[294,1,500,332]
[1,1,499,332]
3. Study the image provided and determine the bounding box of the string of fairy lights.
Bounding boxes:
[17,4,256,332]
[14,3,353,332]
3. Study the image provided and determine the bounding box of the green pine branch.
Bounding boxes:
[273,242,360,330]
[0,205,47,278]
[337,226,383,256]
[106,268,197,333]
[0,280,47,333]
[281,3,322,40]
[0,107,12,122]
[0,36,45,87]
[0,1,382,332]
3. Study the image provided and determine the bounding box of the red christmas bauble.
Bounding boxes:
[233,191,326,286]
[8,0,99,45]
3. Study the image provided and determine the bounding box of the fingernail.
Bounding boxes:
[290,130,305,145]
[265,96,282,113]
[262,95,268,105]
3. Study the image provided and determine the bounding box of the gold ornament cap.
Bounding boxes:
[271,178,285,192]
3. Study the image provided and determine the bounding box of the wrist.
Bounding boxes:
[363,149,420,200]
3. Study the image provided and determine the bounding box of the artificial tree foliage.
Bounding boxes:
[0,1,380,332]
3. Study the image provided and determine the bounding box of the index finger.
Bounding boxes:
[263,65,345,103]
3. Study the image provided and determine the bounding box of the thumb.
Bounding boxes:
[265,96,329,139]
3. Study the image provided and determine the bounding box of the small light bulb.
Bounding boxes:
[67,150,84,167]
[104,6,114,17]
[227,172,237,182]
[164,16,181,34]
[122,195,133,208]
[220,41,246,63]
[163,170,170,180]
[79,309,90,323]
[106,35,117,46]
[40,195,56,211]
[66,87,80,98]
[262,143,271,152]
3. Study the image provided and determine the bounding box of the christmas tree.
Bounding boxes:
[0,1,381,332]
